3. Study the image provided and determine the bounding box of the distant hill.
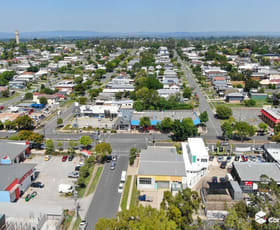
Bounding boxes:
[1,30,280,39]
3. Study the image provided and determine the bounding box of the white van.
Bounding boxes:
[120,171,127,183]
[58,184,74,193]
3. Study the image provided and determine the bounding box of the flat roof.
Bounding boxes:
[233,162,280,182]
[188,138,208,158]
[138,147,186,177]
[0,163,36,190]
[264,143,280,163]
[0,141,29,162]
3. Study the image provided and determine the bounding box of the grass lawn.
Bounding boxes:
[73,215,82,230]
[129,176,140,209]
[62,210,74,229]
[77,166,94,198]
[121,175,132,211]
[86,166,103,196]
[0,92,20,103]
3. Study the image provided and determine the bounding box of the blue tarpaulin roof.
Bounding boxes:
[193,117,201,126]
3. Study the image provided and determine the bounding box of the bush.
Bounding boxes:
[244,99,256,107]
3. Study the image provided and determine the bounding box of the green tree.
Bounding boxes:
[57,117,63,126]
[129,147,138,165]
[183,87,192,99]
[57,142,63,152]
[24,92,33,100]
[221,121,233,140]
[234,121,255,141]
[216,105,232,119]
[139,116,151,129]
[199,111,209,123]
[69,140,78,149]
[158,117,173,133]
[45,139,54,155]
[95,206,177,230]
[274,124,280,135]
[95,142,112,161]
[78,97,88,105]
[258,122,268,132]
[172,118,198,141]
[14,115,35,130]
[77,177,86,188]
[39,97,48,105]
[80,136,92,147]
[161,189,201,228]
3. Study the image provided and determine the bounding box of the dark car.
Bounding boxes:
[75,165,81,171]
[68,155,74,161]
[234,155,240,161]
[209,155,214,161]
[220,161,227,169]
[31,182,44,188]
[0,106,4,110]
[106,155,112,163]
[62,155,68,162]
[220,177,226,183]
[226,156,232,162]
[212,176,218,183]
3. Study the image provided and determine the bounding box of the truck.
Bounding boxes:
[120,171,127,183]
[58,184,74,193]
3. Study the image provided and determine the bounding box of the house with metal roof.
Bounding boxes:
[137,147,186,191]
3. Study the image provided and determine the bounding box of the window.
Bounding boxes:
[139,177,152,184]
[201,158,208,163]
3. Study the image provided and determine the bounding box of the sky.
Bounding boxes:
[1,0,280,33]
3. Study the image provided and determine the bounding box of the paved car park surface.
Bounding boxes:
[232,108,262,126]
[18,155,82,209]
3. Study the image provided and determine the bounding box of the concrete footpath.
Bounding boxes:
[68,165,103,230]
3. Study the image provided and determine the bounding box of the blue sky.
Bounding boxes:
[1,0,280,32]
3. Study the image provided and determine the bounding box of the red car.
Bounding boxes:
[0,106,4,110]
[241,155,248,162]
[62,155,68,162]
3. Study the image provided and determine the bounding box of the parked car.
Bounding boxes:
[234,155,240,161]
[68,171,79,178]
[75,165,81,171]
[118,182,124,193]
[220,161,227,169]
[217,156,224,163]
[44,155,51,161]
[241,155,248,162]
[112,155,117,161]
[62,155,68,162]
[106,155,112,163]
[209,155,214,161]
[220,177,226,183]
[31,182,44,188]
[226,156,232,162]
[25,194,32,202]
[212,176,218,183]
[79,220,88,230]
[68,155,74,161]
[221,142,229,146]
[0,106,4,110]
[110,162,116,170]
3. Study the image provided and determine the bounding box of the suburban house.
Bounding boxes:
[33,93,65,105]
[157,88,180,99]
[225,92,245,103]
[54,80,76,94]
[137,146,186,191]
[181,138,209,188]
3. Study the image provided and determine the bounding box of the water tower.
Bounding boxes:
[15,30,19,45]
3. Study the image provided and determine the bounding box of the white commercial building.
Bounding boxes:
[79,105,120,118]
[182,138,209,188]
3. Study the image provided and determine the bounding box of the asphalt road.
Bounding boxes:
[86,155,128,229]
[176,51,223,138]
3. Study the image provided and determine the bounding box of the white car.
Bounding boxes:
[118,182,124,193]
[79,220,88,230]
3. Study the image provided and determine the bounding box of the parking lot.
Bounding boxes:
[232,108,262,126]
[75,117,117,129]
[18,155,83,209]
